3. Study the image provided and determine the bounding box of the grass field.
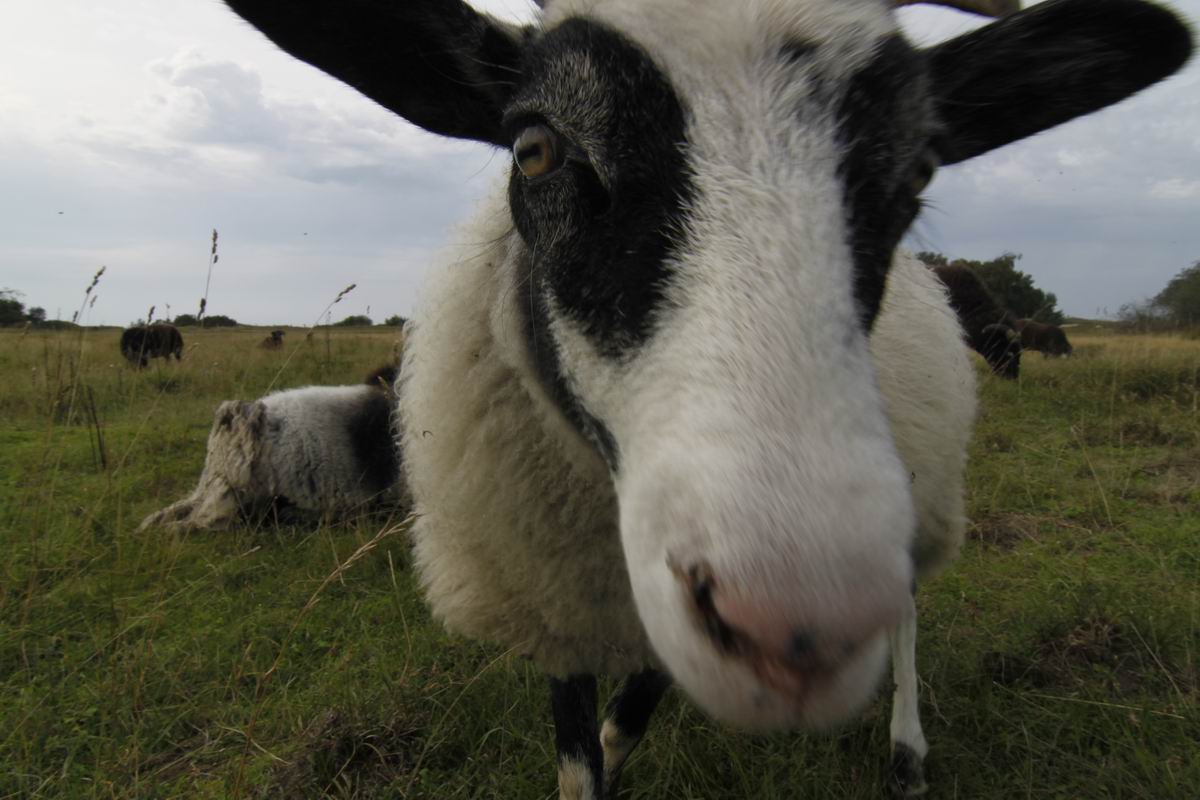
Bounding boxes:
[1,325,1197,799]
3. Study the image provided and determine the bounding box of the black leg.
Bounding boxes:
[549,674,603,800]
[600,669,671,799]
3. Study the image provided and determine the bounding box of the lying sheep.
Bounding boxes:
[139,374,404,533]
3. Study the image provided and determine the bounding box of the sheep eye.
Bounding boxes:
[513,125,562,178]
[911,150,939,194]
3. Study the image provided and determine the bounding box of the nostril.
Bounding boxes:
[671,558,743,656]
[786,632,860,671]
[686,561,715,606]
[788,632,815,660]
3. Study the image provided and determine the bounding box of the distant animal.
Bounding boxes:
[364,363,398,396]
[931,263,1022,379]
[120,323,183,368]
[223,0,1191,797]
[1015,318,1073,356]
[260,329,286,350]
[138,380,405,534]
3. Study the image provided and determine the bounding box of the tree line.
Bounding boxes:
[914,252,1065,324]
[1117,259,1200,330]
[10,255,1199,331]
[0,290,47,326]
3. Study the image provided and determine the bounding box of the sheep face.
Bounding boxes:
[512,3,926,728]
[224,0,1191,730]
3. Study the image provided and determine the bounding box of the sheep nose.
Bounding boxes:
[674,559,898,682]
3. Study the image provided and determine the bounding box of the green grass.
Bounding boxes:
[1,326,1197,799]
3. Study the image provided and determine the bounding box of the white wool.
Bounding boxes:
[870,253,976,577]
[400,188,974,677]
[257,385,394,508]
[400,199,652,677]
[140,384,401,533]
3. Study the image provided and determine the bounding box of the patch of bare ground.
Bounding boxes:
[967,513,1043,550]
[983,616,1190,700]
[266,708,424,797]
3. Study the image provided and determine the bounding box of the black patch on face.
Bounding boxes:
[522,258,621,469]
[505,19,693,467]
[345,390,400,495]
[836,36,931,328]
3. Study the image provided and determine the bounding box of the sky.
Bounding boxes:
[1,0,1197,326]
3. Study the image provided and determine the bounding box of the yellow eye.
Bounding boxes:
[513,125,562,178]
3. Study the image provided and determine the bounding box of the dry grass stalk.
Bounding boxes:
[198,229,219,325]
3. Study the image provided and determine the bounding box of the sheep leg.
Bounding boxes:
[887,591,928,798]
[549,674,603,800]
[600,668,670,799]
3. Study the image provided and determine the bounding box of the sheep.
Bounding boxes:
[363,363,398,398]
[138,377,404,534]
[120,323,183,368]
[1015,318,1074,356]
[223,0,1191,796]
[259,329,286,350]
[931,263,1022,379]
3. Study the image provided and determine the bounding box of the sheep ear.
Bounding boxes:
[224,0,527,146]
[926,0,1192,165]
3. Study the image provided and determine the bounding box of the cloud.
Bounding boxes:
[1149,179,1200,201]
[148,54,283,146]
[64,49,482,194]
[5,0,1200,327]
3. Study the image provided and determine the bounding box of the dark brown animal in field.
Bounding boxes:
[364,364,397,394]
[931,264,1021,379]
[1014,318,1073,356]
[121,323,183,368]
[260,329,286,350]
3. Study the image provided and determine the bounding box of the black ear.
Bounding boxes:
[927,0,1193,165]
[224,0,527,146]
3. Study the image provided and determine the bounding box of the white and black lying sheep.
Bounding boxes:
[139,374,404,533]
[221,0,1192,797]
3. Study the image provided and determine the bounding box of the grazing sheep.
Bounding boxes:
[138,381,404,534]
[260,329,286,349]
[223,0,1191,796]
[120,323,183,368]
[1015,318,1074,356]
[931,263,1022,378]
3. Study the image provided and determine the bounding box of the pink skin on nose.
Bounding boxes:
[677,559,903,700]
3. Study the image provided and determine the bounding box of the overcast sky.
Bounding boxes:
[1,0,1197,326]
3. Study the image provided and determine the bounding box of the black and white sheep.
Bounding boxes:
[138,379,404,533]
[222,0,1191,797]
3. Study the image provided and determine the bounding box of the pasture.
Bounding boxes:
[1,325,1196,798]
